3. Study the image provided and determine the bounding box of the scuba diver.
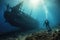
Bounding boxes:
[44,19,52,32]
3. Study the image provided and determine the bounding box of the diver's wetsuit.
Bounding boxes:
[44,20,52,32]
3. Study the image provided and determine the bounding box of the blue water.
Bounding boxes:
[0,0,60,32]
